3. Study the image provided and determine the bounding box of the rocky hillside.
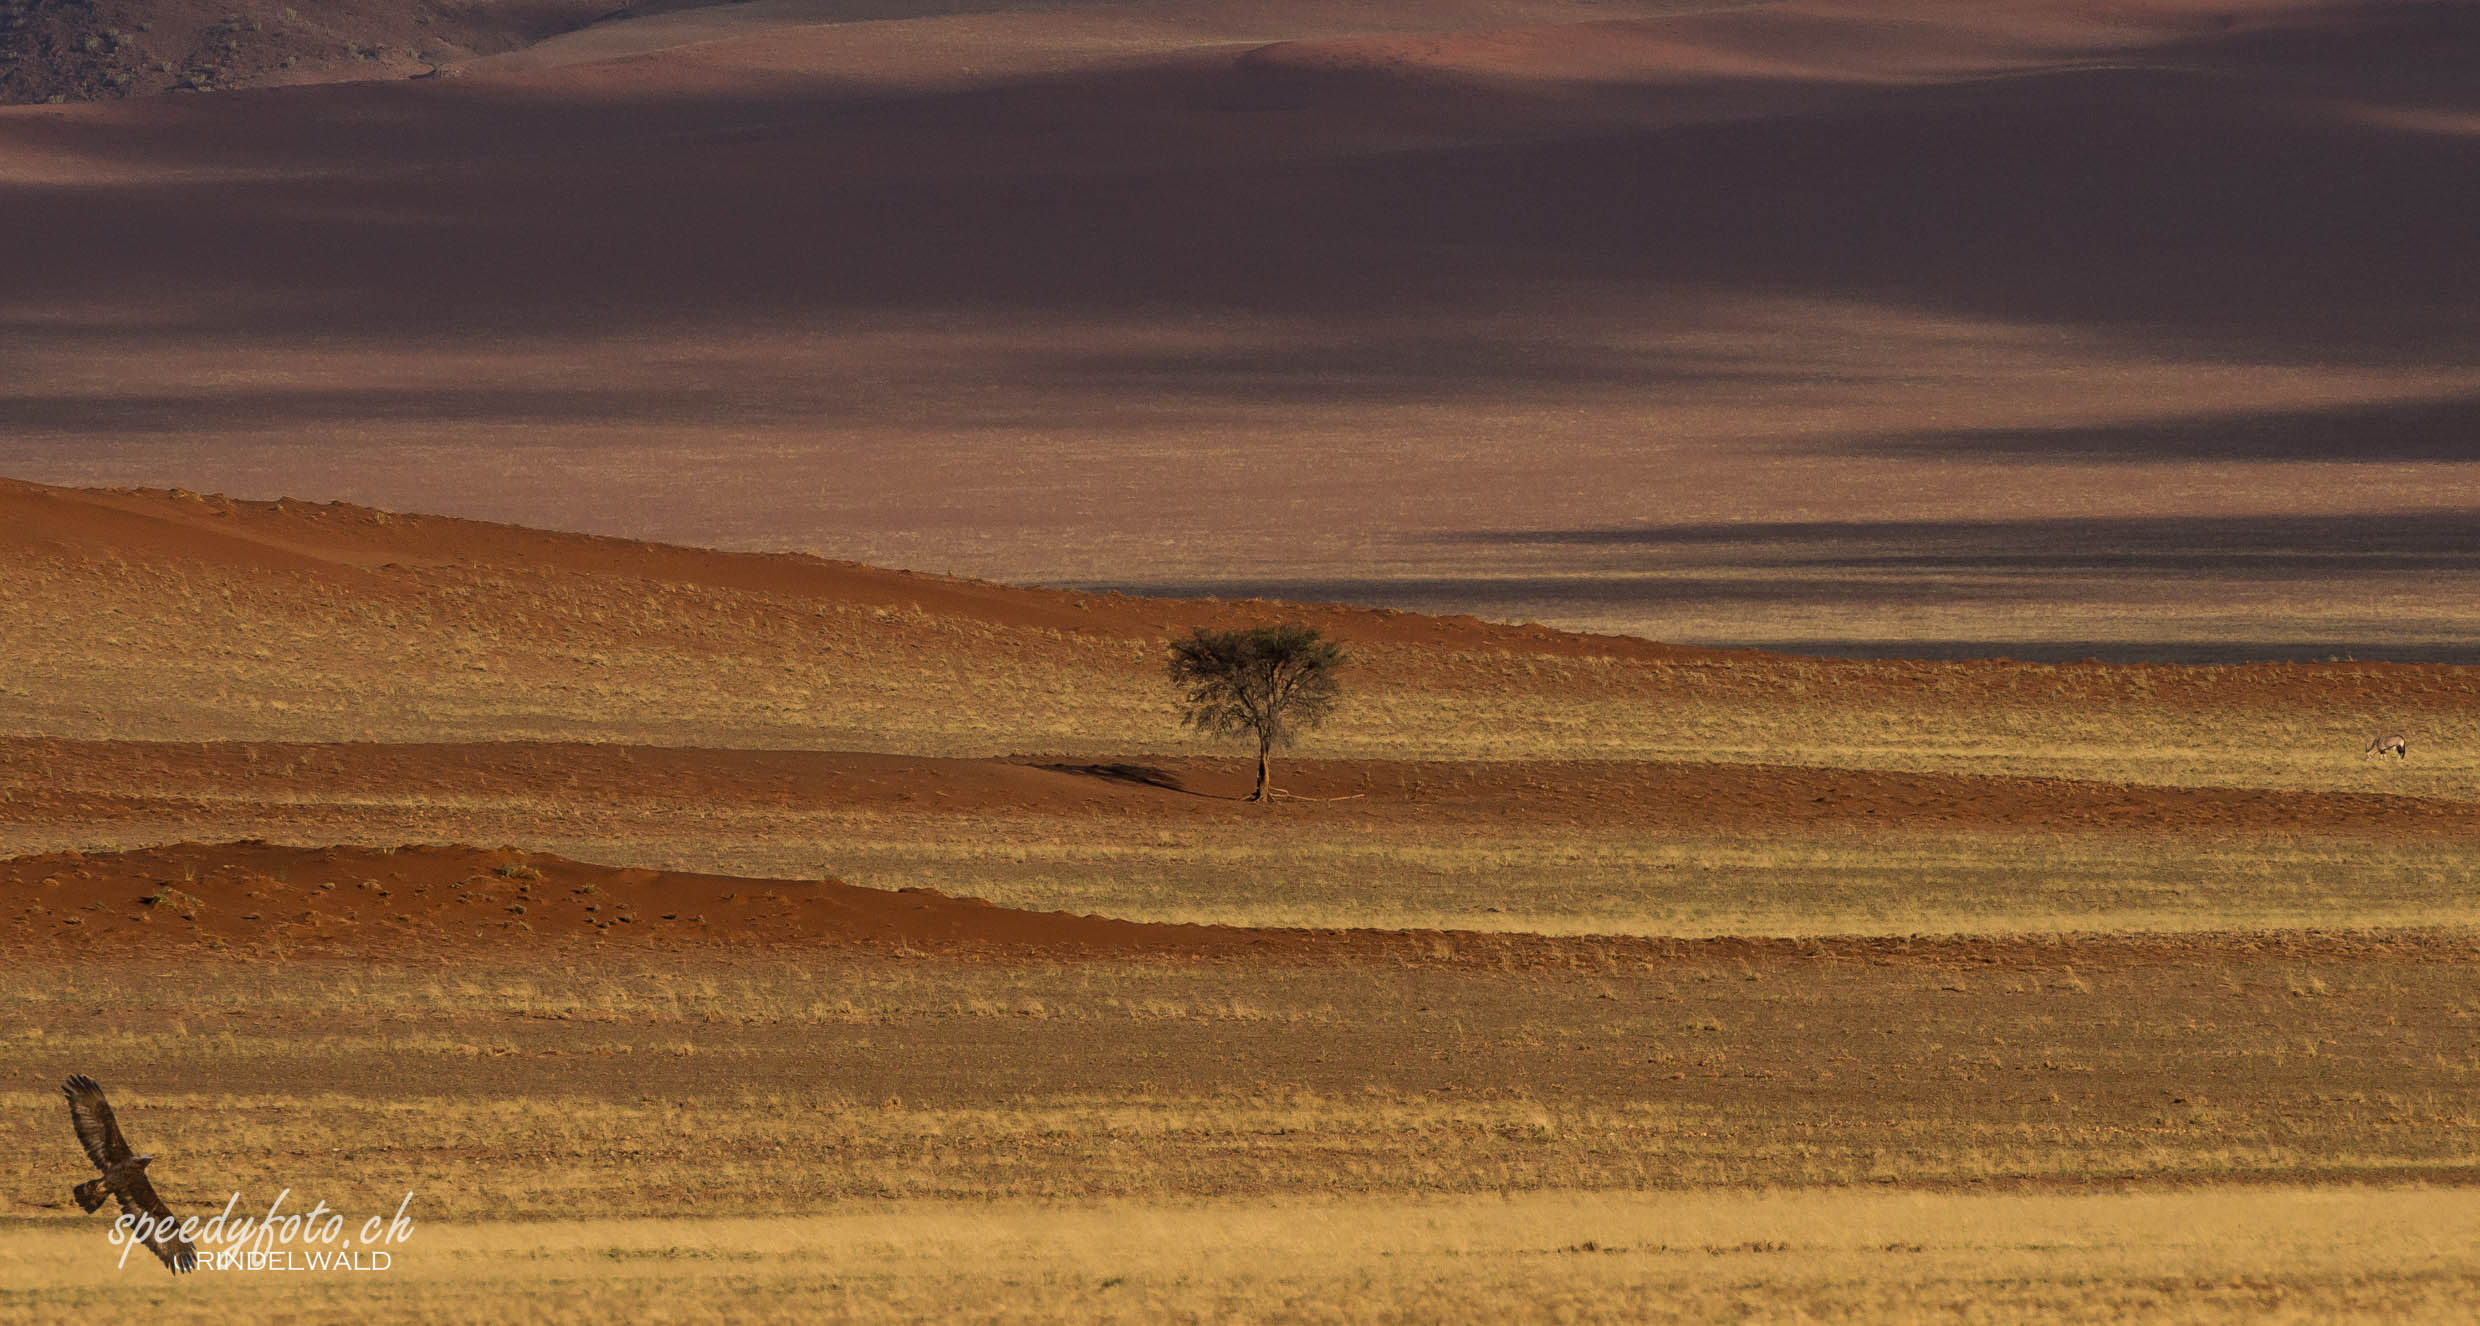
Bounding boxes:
[0,0,613,103]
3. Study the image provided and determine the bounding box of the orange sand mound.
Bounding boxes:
[2,840,1235,957]
[6,841,2469,967]
[0,478,1710,660]
[9,738,2479,839]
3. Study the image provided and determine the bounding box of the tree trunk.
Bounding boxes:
[1251,738,1272,802]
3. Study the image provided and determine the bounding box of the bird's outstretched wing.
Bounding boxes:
[112,1172,198,1274]
[61,1075,131,1172]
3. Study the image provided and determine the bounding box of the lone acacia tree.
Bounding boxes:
[1165,622,1345,802]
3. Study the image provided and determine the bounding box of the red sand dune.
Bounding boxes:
[9,737,2479,839]
[7,840,2468,966]
[0,476,1720,658]
[2,840,1234,956]
[16,476,2480,713]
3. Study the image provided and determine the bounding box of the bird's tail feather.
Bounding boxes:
[73,1177,107,1214]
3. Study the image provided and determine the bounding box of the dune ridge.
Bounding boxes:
[0,476,1705,658]
[11,736,2480,839]
[11,839,2472,963]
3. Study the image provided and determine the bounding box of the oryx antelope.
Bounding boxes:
[2363,733,2408,760]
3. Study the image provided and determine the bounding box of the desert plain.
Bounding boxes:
[5,475,2480,1320]
[4,0,2480,1320]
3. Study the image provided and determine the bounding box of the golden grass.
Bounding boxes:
[9,556,2480,798]
[11,791,2479,937]
[8,1189,2480,1323]
[9,953,2480,1227]
[8,930,2480,1320]
[13,509,2480,1319]
[542,825,2480,938]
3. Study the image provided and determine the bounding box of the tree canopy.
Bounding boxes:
[1165,623,1345,802]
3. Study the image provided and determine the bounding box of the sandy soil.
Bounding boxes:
[9,737,2478,840]
[16,475,2480,699]
[10,839,2472,966]
[11,478,2480,810]
[1,0,2474,653]
[0,477,1706,659]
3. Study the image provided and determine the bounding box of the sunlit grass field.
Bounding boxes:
[12,501,2480,1320]
[9,956,2480,1321]
[11,799,2478,938]
[9,556,2480,798]
[11,1188,2480,1324]
[9,954,2480,1215]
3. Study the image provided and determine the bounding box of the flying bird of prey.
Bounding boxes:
[61,1074,197,1273]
